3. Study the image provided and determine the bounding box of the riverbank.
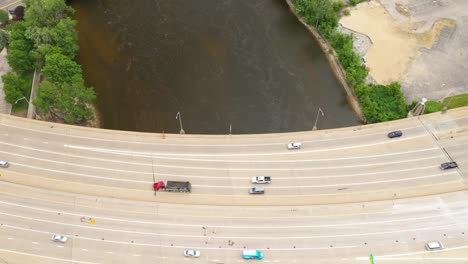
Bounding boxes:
[285,0,366,123]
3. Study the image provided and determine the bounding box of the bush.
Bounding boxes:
[2,72,32,104]
[0,30,8,50]
[332,1,345,12]
[0,10,9,25]
[356,82,407,123]
[349,0,365,6]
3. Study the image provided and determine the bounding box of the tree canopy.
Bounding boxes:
[42,53,82,84]
[6,22,35,76]
[34,75,96,123]
[23,0,72,28]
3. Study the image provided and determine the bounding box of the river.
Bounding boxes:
[71,0,361,134]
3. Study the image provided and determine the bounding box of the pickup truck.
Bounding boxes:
[251,176,271,184]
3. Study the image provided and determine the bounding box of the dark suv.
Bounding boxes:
[387,131,403,138]
[440,162,458,170]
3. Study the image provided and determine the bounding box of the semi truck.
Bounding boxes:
[153,181,192,193]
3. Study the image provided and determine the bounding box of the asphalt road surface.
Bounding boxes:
[0,107,467,263]
[0,0,22,10]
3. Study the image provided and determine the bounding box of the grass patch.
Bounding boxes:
[442,93,468,109]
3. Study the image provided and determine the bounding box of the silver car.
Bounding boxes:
[0,160,9,168]
[249,187,265,194]
[51,234,68,243]
[183,249,201,258]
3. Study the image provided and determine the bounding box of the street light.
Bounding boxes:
[14,96,38,118]
[176,111,185,134]
[312,107,325,130]
[14,96,29,105]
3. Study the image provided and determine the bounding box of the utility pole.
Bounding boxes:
[313,107,325,130]
[176,111,185,134]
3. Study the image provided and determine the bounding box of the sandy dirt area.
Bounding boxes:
[339,0,468,102]
[339,0,448,85]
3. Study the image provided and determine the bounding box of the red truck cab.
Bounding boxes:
[153,181,165,190]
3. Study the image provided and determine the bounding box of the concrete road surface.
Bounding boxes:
[0,107,466,263]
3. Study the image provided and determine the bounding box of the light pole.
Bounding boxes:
[14,96,38,118]
[14,96,29,105]
[176,111,185,134]
[312,107,325,130]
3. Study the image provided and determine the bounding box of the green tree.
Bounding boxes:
[0,30,9,50]
[0,10,9,25]
[5,22,35,75]
[2,72,31,103]
[42,53,82,84]
[35,75,95,123]
[25,17,78,58]
[23,0,72,28]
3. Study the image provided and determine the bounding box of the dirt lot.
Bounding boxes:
[340,0,468,102]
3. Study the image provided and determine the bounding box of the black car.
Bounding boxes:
[440,162,458,170]
[387,131,403,138]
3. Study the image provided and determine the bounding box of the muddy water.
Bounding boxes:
[72,0,360,134]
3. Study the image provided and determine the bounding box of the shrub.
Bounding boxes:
[2,72,32,104]
[332,1,345,12]
[0,30,8,50]
[356,82,407,123]
[349,0,365,6]
[424,101,443,113]
[0,10,9,25]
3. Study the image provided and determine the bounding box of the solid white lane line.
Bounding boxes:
[0,145,444,171]
[1,121,431,146]
[0,249,100,264]
[1,214,465,239]
[1,199,467,228]
[356,244,468,260]
[1,147,444,177]
[192,172,458,188]
[0,187,454,220]
[372,257,468,261]
[1,224,354,251]
[8,161,457,187]
[64,134,430,157]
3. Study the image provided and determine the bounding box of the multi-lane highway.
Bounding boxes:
[0,107,467,263]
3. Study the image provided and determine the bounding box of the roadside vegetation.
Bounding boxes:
[292,0,409,123]
[3,0,95,124]
[422,94,468,114]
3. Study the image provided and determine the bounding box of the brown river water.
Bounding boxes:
[71,0,360,134]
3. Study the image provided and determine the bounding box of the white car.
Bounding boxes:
[51,234,68,243]
[287,142,302,150]
[183,249,201,258]
[425,241,443,251]
[0,160,9,168]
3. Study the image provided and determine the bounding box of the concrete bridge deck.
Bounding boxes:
[0,107,467,263]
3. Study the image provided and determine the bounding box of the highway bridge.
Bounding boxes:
[0,107,467,263]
